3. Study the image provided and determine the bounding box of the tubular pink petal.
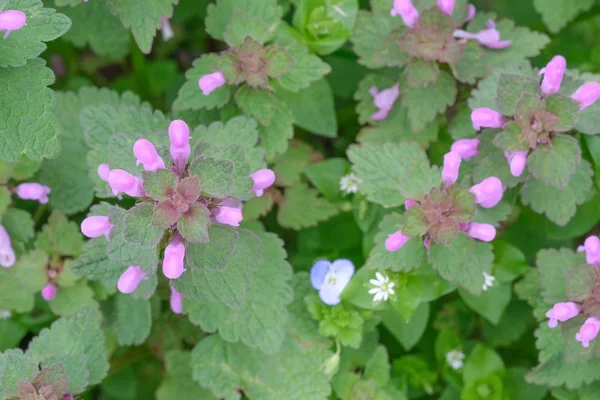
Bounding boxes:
[250,169,275,196]
[81,216,113,240]
[572,82,600,110]
[385,230,411,252]
[371,84,400,121]
[15,183,51,203]
[467,223,496,242]
[117,266,146,294]
[442,152,462,186]
[465,4,476,21]
[0,10,26,38]
[161,17,174,41]
[41,283,57,301]
[0,246,15,268]
[108,170,145,197]
[169,120,191,174]
[437,0,455,16]
[546,302,581,328]
[584,235,600,266]
[469,177,504,208]
[170,286,183,314]
[540,55,567,96]
[471,108,507,130]
[451,138,480,160]
[504,151,528,177]
[163,235,186,280]
[133,139,165,172]
[405,199,418,208]
[390,0,419,28]
[215,206,243,227]
[576,317,600,348]
[198,71,226,95]
[98,164,111,182]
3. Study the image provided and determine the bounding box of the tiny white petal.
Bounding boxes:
[388,287,395,295]
[387,282,395,289]
[382,292,389,301]
[368,288,380,294]
[374,292,384,302]
[375,271,385,282]
[369,279,382,286]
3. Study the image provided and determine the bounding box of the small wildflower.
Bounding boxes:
[504,151,528,177]
[170,285,183,314]
[471,108,507,130]
[369,84,400,120]
[169,120,191,175]
[133,139,165,172]
[572,82,600,110]
[453,20,511,49]
[0,225,15,268]
[390,0,419,28]
[579,235,600,266]
[215,206,243,227]
[539,55,567,96]
[250,169,276,197]
[198,71,226,96]
[15,183,50,204]
[385,230,410,252]
[450,138,480,161]
[437,0,455,16]
[368,272,396,302]
[97,163,111,182]
[340,173,362,194]
[108,169,145,197]
[482,272,495,291]
[41,282,57,301]
[576,317,600,348]
[0,310,11,319]
[465,4,476,22]
[468,223,496,242]
[0,10,26,39]
[310,259,355,306]
[469,177,504,208]
[163,234,186,280]
[445,350,465,370]
[546,302,581,328]
[117,266,147,294]
[405,199,418,208]
[81,216,113,240]
[161,16,174,41]
[442,151,461,186]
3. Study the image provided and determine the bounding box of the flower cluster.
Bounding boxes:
[81,119,275,313]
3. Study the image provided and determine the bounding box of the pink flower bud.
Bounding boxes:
[438,0,455,16]
[405,199,418,208]
[442,152,462,186]
[572,82,600,110]
[133,139,165,172]
[98,164,111,182]
[170,286,183,314]
[504,151,528,177]
[215,206,243,227]
[117,266,146,294]
[576,317,600,348]
[370,84,400,120]
[81,216,113,240]
[41,283,57,301]
[470,177,503,208]
[198,71,226,95]
[454,20,511,49]
[540,55,567,96]
[385,230,411,252]
[0,225,15,268]
[390,0,419,28]
[15,183,51,204]
[169,120,191,174]
[451,138,480,161]
[0,225,11,250]
[471,108,507,130]
[0,10,26,39]
[424,237,431,249]
[161,17,174,41]
[583,235,600,266]
[459,222,469,231]
[163,235,186,279]
[546,302,581,328]
[467,222,496,242]
[465,4,476,22]
[250,169,276,197]
[108,170,145,197]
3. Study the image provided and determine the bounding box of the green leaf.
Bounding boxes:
[71,238,125,287]
[142,169,177,201]
[381,302,429,351]
[493,122,529,152]
[109,294,152,346]
[351,6,403,68]
[34,210,84,257]
[401,71,457,132]
[521,160,594,226]
[178,204,211,244]
[305,158,350,201]
[469,62,535,110]
[482,300,532,347]
[223,9,275,46]
[0,269,34,313]
[277,182,339,229]
[459,283,512,325]
[235,86,277,126]
[527,135,581,189]
[306,295,367,348]
[184,224,237,271]
[576,101,600,134]
[348,142,440,207]
[157,350,218,400]
[0,350,38,398]
[364,345,391,387]
[190,156,234,198]
[275,79,337,137]
[429,233,494,295]
[59,0,130,57]
[565,265,596,302]
[271,140,317,187]
[48,281,98,317]
[536,248,585,304]
[123,204,165,248]
[256,99,295,159]
[0,0,70,67]
[544,93,580,132]
[27,308,109,392]
[173,54,232,111]
[205,0,283,42]
[533,0,594,33]
[0,187,10,218]
[2,207,34,243]
[274,37,332,92]
[450,40,489,84]
[0,58,60,162]
[106,0,177,54]
[365,213,425,272]
[463,344,505,384]
[406,59,439,87]
[0,320,27,352]
[12,250,48,293]
[495,73,541,116]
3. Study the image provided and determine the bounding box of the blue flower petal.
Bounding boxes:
[319,284,342,306]
[331,259,355,280]
[310,260,332,290]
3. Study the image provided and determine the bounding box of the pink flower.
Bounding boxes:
[581,235,600,266]
[467,222,496,242]
[546,302,581,328]
[117,266,147,294]
[170,286,183,314]
[15,183,50,204]
[470,177,503,208]
[576,317,600,348]
[133,139,165,172]
[369,84,400,121]
[385,230,411,252]
[438,0,454,16]
[41,283,57,301]
[0,10,26,39]
[169,120,191,175]
[504,151,528,177]
[108,170,145,197]
[163,235,186,280]
[390,0,419,28]
[423,237,431,249]
[540,55,567,96]
[451,138,480,161]
[97,164,111,182]
[442,152,462,186]
[81,216,113,240]
[215,206,243,227]
[161,16,174,41]
[405,199,418,208]
[572,82,600,110]
[0,225,15,268]
[471,108,507,130]
[465,4,476,22]
[250,169,276,197]
[453,20,511,49]
[199,72,226,95]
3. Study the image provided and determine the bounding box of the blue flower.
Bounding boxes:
[310,259,355,306]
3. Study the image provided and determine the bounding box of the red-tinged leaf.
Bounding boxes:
[153,199,180,228]
[176,176,202,204]
[178,204,211,243]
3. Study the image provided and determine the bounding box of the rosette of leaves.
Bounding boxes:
[173,0,332,159]
[351,0,549,139]
[469,66,598,226]
[348,141,495,294]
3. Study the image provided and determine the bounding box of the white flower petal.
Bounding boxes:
[368,288,380,294]
[375,271,385,282]
[369,279,382,286]
[388,287,395,295]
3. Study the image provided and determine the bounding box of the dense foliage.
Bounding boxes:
[2,0,600,399]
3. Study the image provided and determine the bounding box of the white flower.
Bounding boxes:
[482,272,495,291]
[340,173,362,194]
[368,272,395,302]
[446,350,465,370]
[0,310,11,319]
